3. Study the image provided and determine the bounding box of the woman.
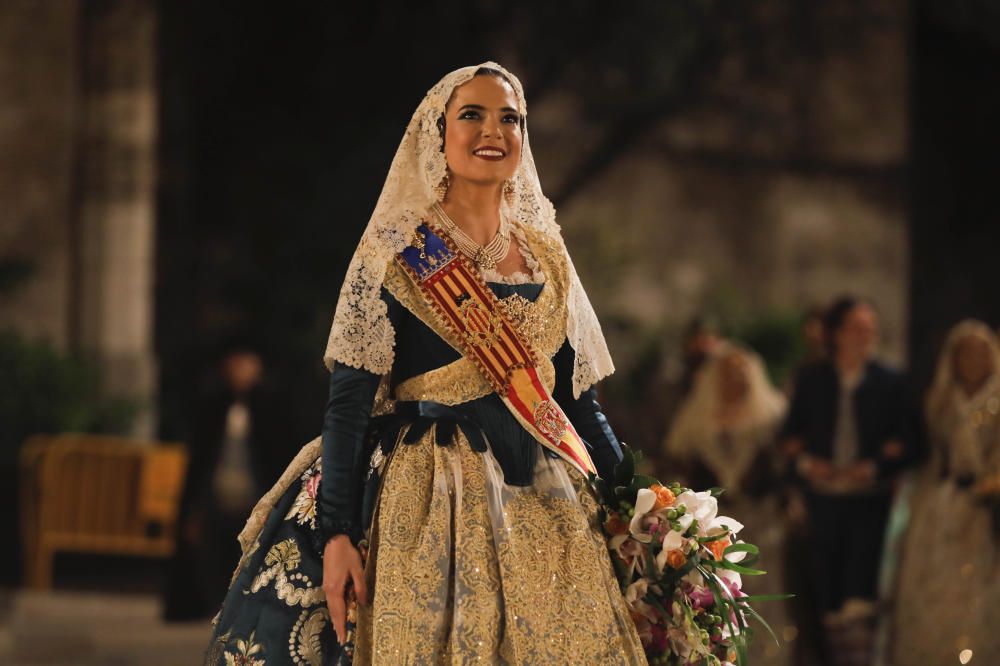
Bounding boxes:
[664,344,792,666]
[204,63,645,665]
[892,320,1000,666]
[664,343,786,495]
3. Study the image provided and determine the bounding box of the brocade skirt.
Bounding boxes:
[205,424,646,665]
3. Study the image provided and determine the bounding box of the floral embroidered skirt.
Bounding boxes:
[205,425,646,665]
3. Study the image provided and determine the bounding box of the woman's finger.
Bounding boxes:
[324,578,346,643]
[351,564,368,606]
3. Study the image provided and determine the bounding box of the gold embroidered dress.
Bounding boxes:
[205,62,645,665]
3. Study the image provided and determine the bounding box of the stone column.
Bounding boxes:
[73,0,158,436]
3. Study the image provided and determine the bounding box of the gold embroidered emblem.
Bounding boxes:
[411,230,427,259]
[458,298,501,347]
[533,399,568,441]
[499,293,542,336]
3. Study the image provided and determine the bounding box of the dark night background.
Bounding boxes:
[1,1,998,662]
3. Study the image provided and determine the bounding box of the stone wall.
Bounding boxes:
[0,0,78,349]
[0,0,157,435]
[530,0,910,373]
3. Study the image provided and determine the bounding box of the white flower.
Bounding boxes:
[716,567,743,597]
[654,529,687,574]
[709,514,745,538]
[628,488,658,543]
[624,578,648,605]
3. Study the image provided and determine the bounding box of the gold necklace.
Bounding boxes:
[432,203,511,271]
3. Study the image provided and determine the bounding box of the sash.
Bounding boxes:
[395,223,597,477]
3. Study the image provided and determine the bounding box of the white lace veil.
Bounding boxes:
[925,319,1000,425]
[322,61,614,398]
[664,342,787,459]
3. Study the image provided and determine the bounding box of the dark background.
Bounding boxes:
[155,0,1000,445]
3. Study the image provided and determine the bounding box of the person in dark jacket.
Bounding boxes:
[780,297,918,666]
[163,343,293,621]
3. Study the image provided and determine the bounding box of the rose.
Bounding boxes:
[604,514,630,536]
[666,549,687,570]
[651,484,676,511]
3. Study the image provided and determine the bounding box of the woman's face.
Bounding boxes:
[443,75,522,188]
[953,335,994,390]
[718,352,750,403]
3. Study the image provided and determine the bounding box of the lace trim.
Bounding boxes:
[323,62,615,398]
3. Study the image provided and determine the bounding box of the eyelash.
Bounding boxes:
[459,111,520,124]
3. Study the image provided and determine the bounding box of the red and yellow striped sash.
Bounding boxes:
[396,223,596,477]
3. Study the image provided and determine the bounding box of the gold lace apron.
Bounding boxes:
[236,224,645,663]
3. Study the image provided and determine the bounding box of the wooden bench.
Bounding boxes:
[20,433,188,589]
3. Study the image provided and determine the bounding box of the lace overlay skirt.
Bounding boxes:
[355,424,645,664]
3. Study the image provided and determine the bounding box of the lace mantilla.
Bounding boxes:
[322,62,613,398]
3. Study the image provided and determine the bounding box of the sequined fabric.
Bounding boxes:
[355,425,646,664]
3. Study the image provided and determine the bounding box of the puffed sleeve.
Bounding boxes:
[552,339,623,481]
[316,287,403,548]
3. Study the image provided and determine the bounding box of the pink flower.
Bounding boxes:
[687,586,715,610]
[305,472,322,500]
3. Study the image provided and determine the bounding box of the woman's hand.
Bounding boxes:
[322,534,368,645]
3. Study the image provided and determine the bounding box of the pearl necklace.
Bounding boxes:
[432,203,511,272]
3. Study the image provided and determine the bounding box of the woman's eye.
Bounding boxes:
[503,114,520,124]
[459,110,480,120]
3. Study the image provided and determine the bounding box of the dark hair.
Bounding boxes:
[823,295,875,354]
[437,67,524,149]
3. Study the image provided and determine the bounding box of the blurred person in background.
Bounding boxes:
[163,341,293,621]
[779,296,917,666]
[665,342,786,496]
[800,305,828,369]
[892,320,1000,666]
[678,316,722,398]
[664,342,792,665]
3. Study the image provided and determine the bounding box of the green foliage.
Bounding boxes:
[726,310,805,387]
[0,331,138,463]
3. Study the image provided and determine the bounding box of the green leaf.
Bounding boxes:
[723,543,759,556]
[630,474,660,493]
[614,445,636,488]
[715,559,766,575]
[739,601,780,646]
[697,532,731,544]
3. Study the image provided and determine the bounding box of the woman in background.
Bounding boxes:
[892,320,1000,666]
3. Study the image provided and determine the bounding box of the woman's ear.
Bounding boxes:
[437,114,446,152]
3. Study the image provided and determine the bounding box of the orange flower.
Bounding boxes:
[605,514,630,536]
[708,537,732,561]
[651,484,676,511]
[666,548,687,569]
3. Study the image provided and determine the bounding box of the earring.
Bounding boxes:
[503,179,516,206]
[434,172,450,202]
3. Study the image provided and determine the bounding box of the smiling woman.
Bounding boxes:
[203,63,644,665]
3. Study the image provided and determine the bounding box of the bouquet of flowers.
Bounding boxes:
[590,447,783,666]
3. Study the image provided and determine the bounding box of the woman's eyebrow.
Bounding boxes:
[458,103,519,113]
